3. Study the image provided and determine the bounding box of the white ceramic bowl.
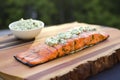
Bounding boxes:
[9,20,44,40]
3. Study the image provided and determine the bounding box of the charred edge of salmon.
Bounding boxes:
[14,56,47,67]
[14,56,34,67]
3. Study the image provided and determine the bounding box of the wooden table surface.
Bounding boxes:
[0,24,120,80]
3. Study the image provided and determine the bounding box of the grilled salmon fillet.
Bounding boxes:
[14,27,109,67]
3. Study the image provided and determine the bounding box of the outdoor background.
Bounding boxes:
[0,0,120,29]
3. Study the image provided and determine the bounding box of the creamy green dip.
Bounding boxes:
[11,18,43,31]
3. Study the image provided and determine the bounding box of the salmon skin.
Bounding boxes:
[14,30,109,67]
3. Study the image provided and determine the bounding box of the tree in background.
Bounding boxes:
[0,0,57,29]
[0,0,120,29]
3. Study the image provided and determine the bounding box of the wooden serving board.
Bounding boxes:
[0,22,120,80]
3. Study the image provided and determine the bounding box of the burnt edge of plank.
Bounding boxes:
[51,48,120,80]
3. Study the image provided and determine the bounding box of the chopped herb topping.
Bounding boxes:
[45,26,97,46]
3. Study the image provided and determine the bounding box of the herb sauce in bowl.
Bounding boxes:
[9,18,44,40]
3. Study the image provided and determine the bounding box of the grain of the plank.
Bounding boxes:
[0,22,120,80]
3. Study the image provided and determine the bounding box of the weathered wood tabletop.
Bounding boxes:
[0,22,120,80]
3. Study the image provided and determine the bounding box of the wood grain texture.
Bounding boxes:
[0,22,120,80]
[0,33,32,49]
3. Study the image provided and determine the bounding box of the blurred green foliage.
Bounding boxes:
[0,0,120,29]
